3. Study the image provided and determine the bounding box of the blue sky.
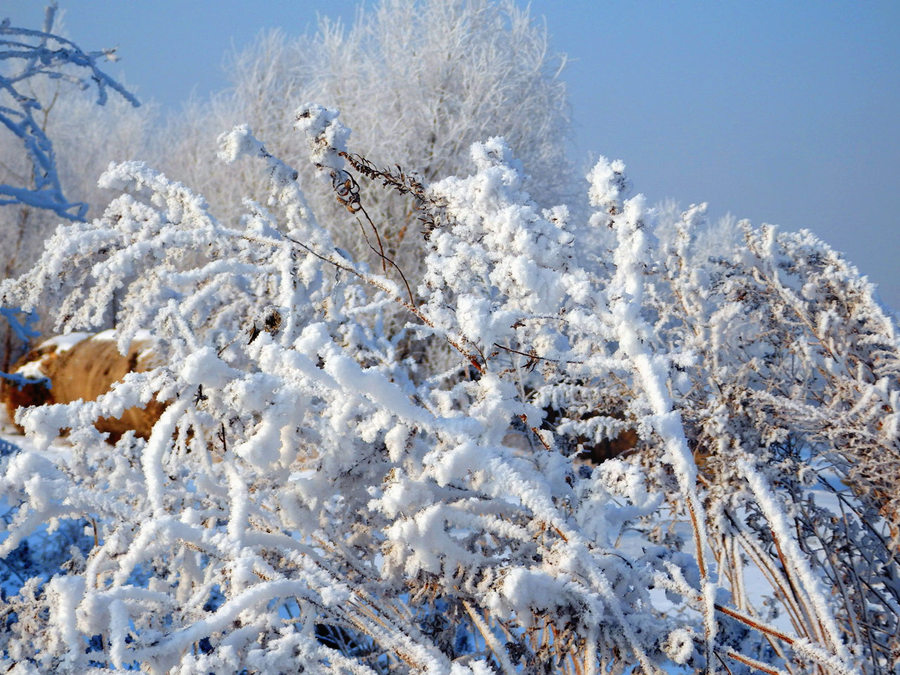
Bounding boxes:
[5,0,900,308]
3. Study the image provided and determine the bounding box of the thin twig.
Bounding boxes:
[279,233,484,373]
[355,207,417,308]
[724,648,788,675]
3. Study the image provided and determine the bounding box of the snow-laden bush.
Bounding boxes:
[2,106,898,674]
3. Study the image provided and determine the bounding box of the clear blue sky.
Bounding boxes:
[5,1,900,309]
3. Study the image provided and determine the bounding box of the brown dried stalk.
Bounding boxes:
[338,150,449,236]
[722,648,787,675]
[327,166,418,307]
[339,152,428,201]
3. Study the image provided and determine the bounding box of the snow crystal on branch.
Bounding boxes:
[1,63,897,671]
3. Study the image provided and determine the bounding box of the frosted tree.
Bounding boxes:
[1,100,896,673]
[0,3,147,369]
[158,0,573,310]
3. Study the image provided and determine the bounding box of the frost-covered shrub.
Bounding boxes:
[1,105,898,674]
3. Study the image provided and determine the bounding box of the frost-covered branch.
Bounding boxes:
[0,3,139,220]
[1,95,897,673]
